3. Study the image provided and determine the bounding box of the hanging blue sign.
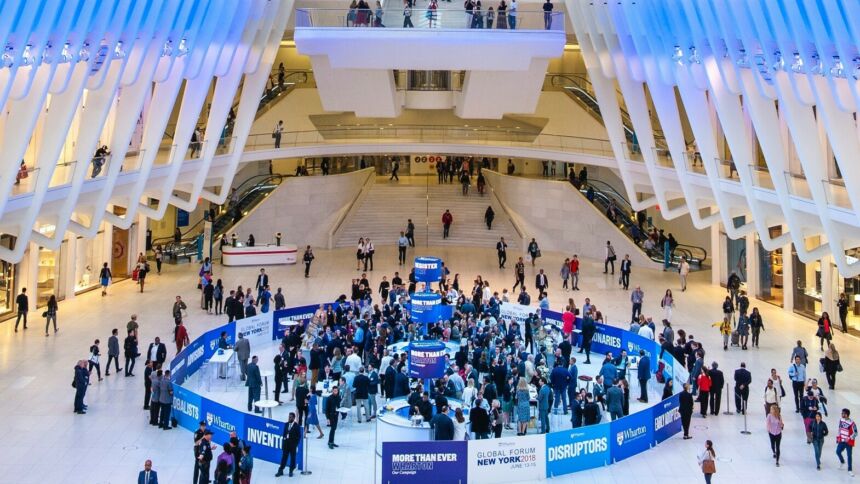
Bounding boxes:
[407,340,448,379]
[609,409,653,463]
[546,424,610,476]
[414,257,443,283]
[382,440,468,484]
[410,292,442,324]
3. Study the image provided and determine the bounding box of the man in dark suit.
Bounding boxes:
[147,337,167,367]
[393,366,410,398]
[326,387,342,449]
[73,360,89,414]
[255,268,269,300]
[14,287,28,332]
[734,362,751,414]
[246,356,262,413]
[496,237,507,268]
[430,405,455,440]
[535,269,548,294]
[224,291,236,322]
[620,255,632,290]
[637,351,651,402]
[470,399,491,439]
[384,363,397,399]
[143,360,154,410]
[137,459,158,484]
[275,412,302,477]
[124,330,138,377]
[708,361,725,415]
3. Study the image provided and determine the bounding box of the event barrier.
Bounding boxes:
[381,304,689,483]
[168,299,689,479]
[169,305,331,468]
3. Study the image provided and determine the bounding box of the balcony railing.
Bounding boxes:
[295,8,564,32]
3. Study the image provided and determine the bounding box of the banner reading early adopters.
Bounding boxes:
[546,424,610,476]
[652,393,682,444]
[382,440,467,484]
[467,434,546,484]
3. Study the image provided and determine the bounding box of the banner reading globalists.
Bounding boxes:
[244,412,304,469]
[201,398,245,446]
[414,256,443,283]
[382,441,467,484]
[652,393,682,444]
[272,304,319,340]
[172,385,202,431]
[407,340,448,379]
[235,311,273,349]
[609,407,653,463]
[410,292,442,324]
[467,433,546,484]
[546,424,610,476]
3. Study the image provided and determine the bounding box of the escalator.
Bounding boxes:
[548,74,682,152]
[151,174,286,261]
[571,177,708,269]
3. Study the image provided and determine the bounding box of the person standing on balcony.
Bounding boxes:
[543,0,553,29]
[497,0,508,28]
[442,210,453,239]
[508,0,517,29]
[403,3,413,28]
[374,1,385,27]
[465,0,474,28]
[273,120,283,149]
[486,6,495,28]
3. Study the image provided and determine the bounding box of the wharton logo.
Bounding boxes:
[206,412,237,434]
[616,425,647,446]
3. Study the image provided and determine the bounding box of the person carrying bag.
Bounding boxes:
[698,440,716,483]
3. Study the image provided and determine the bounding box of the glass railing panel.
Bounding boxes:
[820,179,853,210]
[651,148,674,168]
[783,171,812,199]
[10,167,40,197]
[713,157,740,181]
[746,164,774,190]
[296,8,564,32]
[621,142,644,162]
[49,161,77,188]
[683,151,706,175]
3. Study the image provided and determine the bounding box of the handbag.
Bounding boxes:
[702,458,716,474]
[837,361,844,372]
[42,311,48,318]
[535,249,541,258]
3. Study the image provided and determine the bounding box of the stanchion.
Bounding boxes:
[739,393,751,435]
[300,419,313,475]
[722,385,734,415]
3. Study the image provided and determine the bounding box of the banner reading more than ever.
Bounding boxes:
[382,441,467,484]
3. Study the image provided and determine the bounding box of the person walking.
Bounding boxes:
[88,339,103,381]
[175,320,190,353]
[817,312,834,351]
[680,383,694,439]
[838,292,850,333]
[235,332,251,381]
[749,307,764,347]
[326,386,342,449]
[363,237,375,271]
[512,257,525,291]
[630,286,644,322]
[698,440,716,484]
[14,287,28,332]
[442,210,453,239]
[99,262,112,296]
[106,329,121,376]
[679,257,690,291]
[808,411,829,470]
[406,219,415,247]
[246,356,262,413]
[660,289,674,321]
[44,294,58,335]
[527,238,540,267]
[402,3,414,27]
[836,407,858,477]
[124,329,139,377]
[398,232,409,265]
[496,237,507,269]
[570,255,580,290]
[788,355,807,413]
[275,412,301,477]
[619,255,631,290]
[603,241,616,274]
[764,378,780,416]
[559,258,571,291]
[764,405,785,468]
[823,343,841,390]
[303,246,314,278]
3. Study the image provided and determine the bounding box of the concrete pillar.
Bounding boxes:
[745,232,759,298]
[710,222,722,286]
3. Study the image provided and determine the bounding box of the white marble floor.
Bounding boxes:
[0,245,858,483]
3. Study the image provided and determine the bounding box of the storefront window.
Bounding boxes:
[0,235,15,315]
[756,227,784,307]
[37,246,60,307]
[792,244,822,319]
[75,231,105,293]
[724,216,747,283]
[832,252,860,333]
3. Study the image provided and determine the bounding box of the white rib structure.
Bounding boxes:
[567,0,860,276]
[0,0,292,262]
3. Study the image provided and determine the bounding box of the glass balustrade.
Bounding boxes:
[296,8,565,32]
[683,151,706,175]
[746,164,775,190]
[782,171,812,199]
[713,157,740,181]
[820,178,853,211]
[651,147,674,168]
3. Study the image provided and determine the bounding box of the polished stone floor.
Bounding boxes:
[0,245,857,483]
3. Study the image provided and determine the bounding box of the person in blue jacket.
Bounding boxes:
[137,459,158,484]
[537,378,552,433]
[550,361,571,415]
[637,350,651,402]
[567,357,579,410]
[599,354,618,385]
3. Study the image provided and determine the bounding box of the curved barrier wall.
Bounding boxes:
[168,303,689,479]
[168,305,329,468]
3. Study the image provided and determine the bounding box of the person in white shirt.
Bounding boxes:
[637,322,654,340]
[345,348,362,375]
[462,378,478,408]
[452,408,468,440]
[363,238,375,271]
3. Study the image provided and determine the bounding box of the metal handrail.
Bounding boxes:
[327,168,376,248]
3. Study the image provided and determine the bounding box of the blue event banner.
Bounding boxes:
[588,322,625,356]
[407,340,448,379]
[545,424,610,476]
[382,440,467,484]
[243,412,304,469]
[410,292,442,324]
[413,257,443,283]
[622,331,659,373]
[201,398,246,446]
[272,304,320,340]
[610,408,654,463]
[652,393,682,444]
[172,385,202,431]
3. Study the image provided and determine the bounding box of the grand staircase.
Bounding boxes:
[334,179,520,249]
